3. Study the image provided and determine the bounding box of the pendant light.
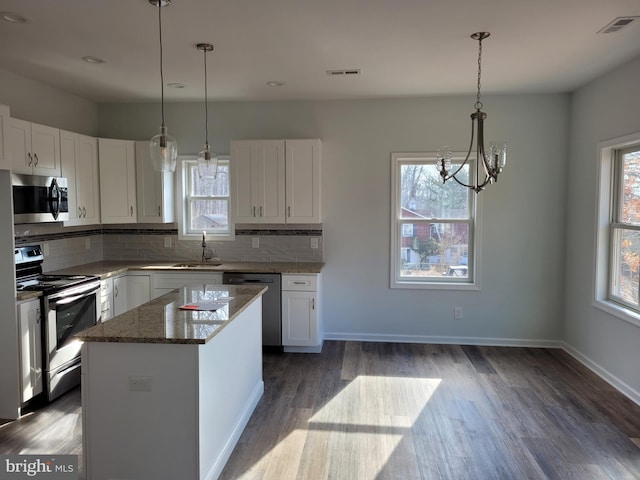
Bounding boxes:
[196,43,218,178]
[148,0,178,173]
[436,32,506,193]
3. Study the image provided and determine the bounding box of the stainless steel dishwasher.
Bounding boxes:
[222,272,282,350]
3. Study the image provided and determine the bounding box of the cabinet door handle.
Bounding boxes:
[33,153,39,166]
[260,206,263,217]
[158,205,161,216]
[78,207,83,217]
[312,298,315,310]
[288,206,291,217]
[83,207,87,218]
[130,206,134,216]
[253,206,256,217]
[36,308,40,324]
[114,285,118,297]
[27,152,33,166]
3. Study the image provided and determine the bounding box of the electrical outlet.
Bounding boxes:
[164,236,172,248]
[310,237,319,249]
[85,238,91,250]
[129,376,152,392]
[252,238,259,248]
[454,306,464,320]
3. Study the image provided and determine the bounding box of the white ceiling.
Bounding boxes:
[1,0,639,103]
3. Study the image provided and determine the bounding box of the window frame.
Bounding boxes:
[390,152,482,290]
[176,155,235,241]
[594,133,640,327]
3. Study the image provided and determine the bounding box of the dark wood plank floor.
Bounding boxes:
[1,342,639,480]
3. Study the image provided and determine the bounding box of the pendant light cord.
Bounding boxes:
[204,48,209,144]
[158,2,165,127]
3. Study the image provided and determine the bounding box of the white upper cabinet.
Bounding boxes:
[61,131,100,226]
[7,118,61,176]
[231,139,322,224]
[135,141,174,223]
[285,139,322,224]
[0,105,9,170]
[98,138,137,224]
[232,140,286,223]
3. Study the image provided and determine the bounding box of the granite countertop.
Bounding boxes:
[50,260,324,279]
[16,260,323,302]
[76,284,267,345]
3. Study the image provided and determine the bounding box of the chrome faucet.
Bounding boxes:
[201,232,211,263]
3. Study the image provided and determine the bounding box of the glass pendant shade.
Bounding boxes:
[150,124,178,172]
[197,143,218,178]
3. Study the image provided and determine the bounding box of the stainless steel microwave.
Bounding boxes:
[12,173,69,223]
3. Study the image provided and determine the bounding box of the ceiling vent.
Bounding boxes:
[598,16,639,34]
[326,69,361,76]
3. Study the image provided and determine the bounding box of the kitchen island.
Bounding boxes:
[77,283,266,480]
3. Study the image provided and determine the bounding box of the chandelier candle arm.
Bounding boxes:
[148,0,177,173]
[196,43,218,179]
[436,31,506,193]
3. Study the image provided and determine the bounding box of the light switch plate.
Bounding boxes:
[310,238,319,249]
[164,237,172,248]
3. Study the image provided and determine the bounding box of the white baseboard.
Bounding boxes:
[322,332,640,406]
[323,332,563,349]
[561,343,640,407]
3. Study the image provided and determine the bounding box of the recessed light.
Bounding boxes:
[266,81,285,87]
[1,12,27,24]
[82,56,105,64]
[167,82,186,89]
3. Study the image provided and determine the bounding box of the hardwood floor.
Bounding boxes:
[221,342,640,480]
[1,342,639,479]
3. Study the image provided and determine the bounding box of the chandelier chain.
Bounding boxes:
[475,36,483,111]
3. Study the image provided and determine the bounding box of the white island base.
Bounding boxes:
[81,297,263,480]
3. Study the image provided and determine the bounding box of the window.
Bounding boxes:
[390,152,479,289]
[605,143,640,314]
[176,156,234,240]
[595,133,640,327]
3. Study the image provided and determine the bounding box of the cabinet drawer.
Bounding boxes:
[282,274,317,291]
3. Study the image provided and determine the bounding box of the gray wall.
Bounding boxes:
[0,68,98,135]
[565,54,640,396]
[99,94,570,345]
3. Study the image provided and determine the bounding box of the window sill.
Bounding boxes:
[593,299,640,328]
[391,280,480,291]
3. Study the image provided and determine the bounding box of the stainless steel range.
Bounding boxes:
[16,245,100,401]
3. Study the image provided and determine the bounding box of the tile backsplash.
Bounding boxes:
[14,223,323,271]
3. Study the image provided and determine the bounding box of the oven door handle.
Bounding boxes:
[51,290,96,306]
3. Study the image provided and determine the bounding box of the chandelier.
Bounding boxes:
[196,43,218,179]
[436,32,506,193]
[148,0,178,173]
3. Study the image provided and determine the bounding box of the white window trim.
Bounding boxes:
[594,132,640,328]
[390,152,482,290]
[176,155,235,241]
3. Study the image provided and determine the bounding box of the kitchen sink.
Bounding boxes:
[172,262,223,268]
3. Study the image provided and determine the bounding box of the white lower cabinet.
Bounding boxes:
[282,274,322,353]
[17,298,43,403]
[152,272,223,299]
[100,278,113,322]
[112,273,151,318]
